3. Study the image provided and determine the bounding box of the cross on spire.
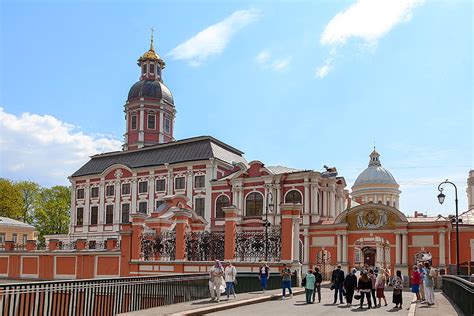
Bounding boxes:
[150,27,155,51]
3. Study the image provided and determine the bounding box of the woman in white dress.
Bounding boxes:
[209,260,225,302]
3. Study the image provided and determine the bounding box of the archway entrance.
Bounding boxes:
[353,236,391,269]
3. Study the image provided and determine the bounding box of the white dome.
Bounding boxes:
[352,149,398,188]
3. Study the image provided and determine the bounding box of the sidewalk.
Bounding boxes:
[119,287,305,316]
[414,291,462,316]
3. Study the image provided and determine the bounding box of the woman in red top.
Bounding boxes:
[411,266,421,301]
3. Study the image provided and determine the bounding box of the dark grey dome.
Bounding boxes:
[128,80,174,105]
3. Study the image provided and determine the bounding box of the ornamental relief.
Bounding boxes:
[346,209,397,230]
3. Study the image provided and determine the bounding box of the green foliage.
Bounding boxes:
[0,178,24,219]
[34,186,71,244]
[15,181,40,224]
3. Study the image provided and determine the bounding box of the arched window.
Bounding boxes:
[246,192,263,217]
[285,190,302,204]
[215,195,230,218]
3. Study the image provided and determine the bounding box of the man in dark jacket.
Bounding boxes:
[331,265,345,304]
[344,268,358,306]
[312,267,323,303]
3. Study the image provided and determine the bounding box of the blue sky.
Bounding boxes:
[1,0,472,215]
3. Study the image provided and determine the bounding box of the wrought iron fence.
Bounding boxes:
[0,273,209,316]
[140,231,176,261]
[441,275,474,316]
[58,241,77,251]
[235,229,281,262]
[186,231,224,261]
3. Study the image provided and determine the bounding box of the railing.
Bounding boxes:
[441,275,474,316]
[235,229,281,262]
[186,231,224,261]
[0,273,209,315]
[140,231,176,261]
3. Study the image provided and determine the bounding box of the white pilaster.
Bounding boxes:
[99,180,105,224]
[395,233,401,265]
[342,234,348,263]
[402,233,408,265]
[148,173,155,213]
[337,234,342,263]
[303,229,310,273]
[439,231,446,266]
[131,177,137,213]
[303,179,310,214]
[186,168,193,206]
[322,191,328,217]
[293,219,301,262]
[114,178,121,225]
[159,111,164,143]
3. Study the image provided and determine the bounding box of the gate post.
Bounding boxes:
[223,206,239,261]
[173,209,192,261]
[280,203,303,285]
[130,213,147,260]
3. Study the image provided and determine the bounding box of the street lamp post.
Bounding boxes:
[437,180,460,275]
[265,192,274,262]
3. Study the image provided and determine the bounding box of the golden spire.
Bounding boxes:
[150,27,155,51]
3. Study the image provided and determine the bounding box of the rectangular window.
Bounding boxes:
[77,207,84,226]
[22,234,28,244]
[174,177,185,190]
[155,179,166,192]
[106,205,114,224]
[195,198,205,217]
[122,183,131,195]
[147,114,155,129]
[156,200,164,210]
[165,116,171,133]
[138,201,147,214]
[106,185,114,197]
[12,233,17,243]
[194,175,205,188]
[121,203,130,224]
[91,187,99,198]
[138,181,148,194]
[131,115,137,130]
[90,206,98,225]
[142,64,147,74]
[0,233,5,243]
[77,188,84,199]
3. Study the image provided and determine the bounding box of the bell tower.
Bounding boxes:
[123,29,176,151]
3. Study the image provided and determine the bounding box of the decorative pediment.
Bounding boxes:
[334,203,408,230]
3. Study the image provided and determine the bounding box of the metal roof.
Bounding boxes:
[71,136,247,177]
[0,217,35,229]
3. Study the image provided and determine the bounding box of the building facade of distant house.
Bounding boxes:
[0,217,37,245]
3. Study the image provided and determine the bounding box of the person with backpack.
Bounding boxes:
[343,268,358,306]
[304,269,316,304]
[312,266,323,303]
[331,264,345,304]
[280,263,293,299]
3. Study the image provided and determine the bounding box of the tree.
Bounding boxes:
[34,185,70,244]
[15,181,40,224]
[0,178,24,219]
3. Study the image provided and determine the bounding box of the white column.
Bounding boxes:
[303,229,310,271]
[159,111,164,143]
[311,185,319,214]
[304,180,310,214]
[166,167,173,195]
[276,185,281,214]
[322,191,328,217]
[329,190,336,217]
[148,174,154,213]
[402,233,408,265]
[99,181,105,224]
[131,178,137,213]
[342,234,348,263]
[186,168,193,205]
[293,219,300,262]
[439,231,446,266]
[83,184,90,226]
[114,179,121,224]
[337,234,342,263]
[204,162,213,224]
[395,233,401,265]
[138,109,144,145]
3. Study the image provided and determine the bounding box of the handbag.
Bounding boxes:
[233,278,238,285]
[354,293,362,300]
[393,288,402,295]
[330,284,335,290]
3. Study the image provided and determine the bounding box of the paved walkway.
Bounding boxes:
[209,288,415,316]
[415,291,462,316]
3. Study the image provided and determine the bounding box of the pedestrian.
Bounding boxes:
[305,269,316,304]
[386,268,391,286]
[312,266,323,303]
[375,268,387,307]
[357,270,372,309]
[224,261,237,299]
[423,262,435,306]
[280,263,293,299]
[258,261,270,293]
[392,270,403,309]
[368,269,377,306]
[411,265,421,301]
[209,260,225,302]
[418,262,426,301]
[331,264,345,304]
[343,268,358,306]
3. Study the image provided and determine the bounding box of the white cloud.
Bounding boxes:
[169,9,260,66]
[321,0,424,46]
[316,0,424,78]
[255,50,291,71]
[0,107,122,186]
